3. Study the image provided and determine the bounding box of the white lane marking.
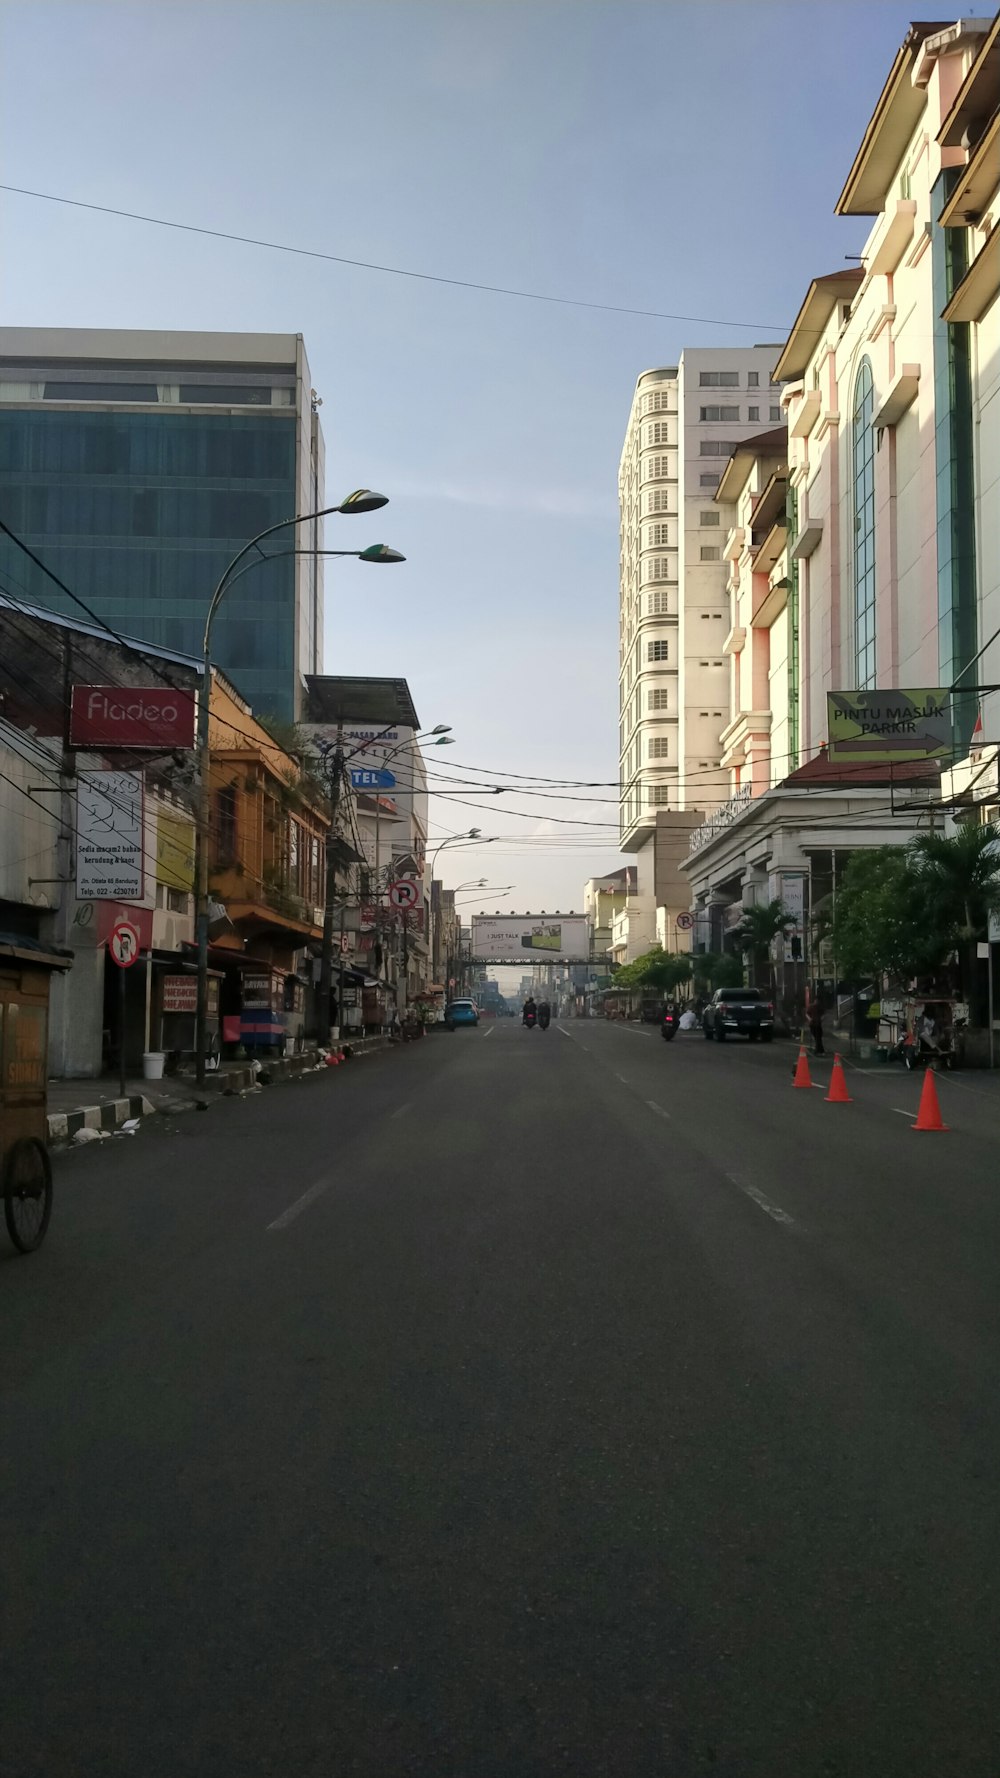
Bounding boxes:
[390,1102,411,1120]
[614,1073,630,1084]
[646,1100,670,1119]
[726,1173,796,1228]
[892,1107,916,1118]
[482,1025,494,1038]
[267,1176,333,1231]
[620,1027,654,1037]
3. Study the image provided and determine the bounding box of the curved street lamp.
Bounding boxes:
[195,494,403,1083]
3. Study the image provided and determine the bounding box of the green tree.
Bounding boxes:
[612,947,692,993]
[909,822,1000,1022]
[831,846,937,983]
[691,951,743,993]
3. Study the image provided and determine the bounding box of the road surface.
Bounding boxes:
[2,1023,998,1777]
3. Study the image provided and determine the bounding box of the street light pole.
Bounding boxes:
[194,493,401,1086]
[427,830,495,989]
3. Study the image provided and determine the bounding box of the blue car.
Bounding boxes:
[445,999,479,1028]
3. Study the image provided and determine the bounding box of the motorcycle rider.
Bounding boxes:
[522,996,538,1026]
[537,999,551,1030]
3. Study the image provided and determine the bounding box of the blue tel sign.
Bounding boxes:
[350,767,396,791]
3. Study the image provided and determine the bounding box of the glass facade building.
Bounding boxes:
[0,332,324,721]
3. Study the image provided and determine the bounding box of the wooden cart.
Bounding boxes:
[0,937,72,1255]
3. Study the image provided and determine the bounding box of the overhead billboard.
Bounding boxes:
[70,685,196,750]
[470,915,590,962]
[827,690,951,762]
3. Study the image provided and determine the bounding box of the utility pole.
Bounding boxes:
[317,721,345,1045]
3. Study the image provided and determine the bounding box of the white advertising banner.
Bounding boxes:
[779,874,806,928]
[77,771,145,900]
[470,915,590,962]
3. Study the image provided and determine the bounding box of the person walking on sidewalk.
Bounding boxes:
[808,996,825,1056]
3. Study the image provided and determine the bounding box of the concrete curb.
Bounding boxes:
[47,1037,392,1144]
[48,1093,155,1146]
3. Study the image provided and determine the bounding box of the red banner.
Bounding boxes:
[70,684,196,750]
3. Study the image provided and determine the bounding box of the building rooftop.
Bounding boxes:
[780,750,939,790]
[835,20,987,216]
[0,327,301,369]
[772,270,865,383]
[303,675,420,730]
[716,427,788,503]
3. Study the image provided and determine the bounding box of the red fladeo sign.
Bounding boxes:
[70,685,196,751]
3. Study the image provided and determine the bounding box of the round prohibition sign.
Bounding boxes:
[675,911,695,932]
[388,879,420,911]
[109,920,141,967]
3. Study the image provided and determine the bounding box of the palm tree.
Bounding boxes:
[733,899,794,996]
[908,822,1000,1023]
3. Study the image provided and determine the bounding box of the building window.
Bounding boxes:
[648,639,669,662]
[748,405,759,421]
[700,440,738,456]
[647,422,672,445]
[644,455,672,481]
[648,523,672,547]
[43,382,159,402]
[700,546,721,562]
[649,688,669,710]
[852,356,877,689]
[648,589,671,615]
[699,371,739,387]
[643,557,675,583]
[649,736,670,758]
[770,406,782,422]
[647,488,674,514]
[650,786,671,806]
[747,372,759,388]
[699,511,721,527]
[699,472,720,488]
[700,405,740,422]
[178,385,272,405]
[215,782,238,863]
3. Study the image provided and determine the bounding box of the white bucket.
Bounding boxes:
[142,1051,166,1081]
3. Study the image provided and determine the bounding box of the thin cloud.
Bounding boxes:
[388,473,614,521]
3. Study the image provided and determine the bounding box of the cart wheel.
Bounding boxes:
[4,1137,53,1254]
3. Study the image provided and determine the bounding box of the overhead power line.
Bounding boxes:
[0,183,788,334]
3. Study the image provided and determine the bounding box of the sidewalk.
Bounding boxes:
[46,1036,391,1144]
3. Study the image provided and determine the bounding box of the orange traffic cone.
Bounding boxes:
[792,1045,813,1089]
[825,1054,852,1103]
[913,1066,949,1132]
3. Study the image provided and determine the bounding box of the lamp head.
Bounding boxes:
[337,489,389,514]
[358,544,406,563]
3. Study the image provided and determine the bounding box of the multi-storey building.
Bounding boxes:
[618,346,783,848]
[682,14,995,1018]
[617,346,781,957]
[301,675,430,1009]
[0,328,325,720]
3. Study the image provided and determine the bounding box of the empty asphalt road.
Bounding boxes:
[2,1022,998,1777]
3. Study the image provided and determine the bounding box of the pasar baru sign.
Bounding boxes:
[70,685,196,751]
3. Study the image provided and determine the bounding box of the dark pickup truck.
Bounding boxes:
[702,987,774,1043]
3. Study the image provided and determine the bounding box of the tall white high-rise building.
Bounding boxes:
[618,345,782,853]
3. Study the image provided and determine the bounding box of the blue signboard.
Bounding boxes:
[350,767,396,791]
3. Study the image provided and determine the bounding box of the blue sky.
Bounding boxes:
[1,0,924,908]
